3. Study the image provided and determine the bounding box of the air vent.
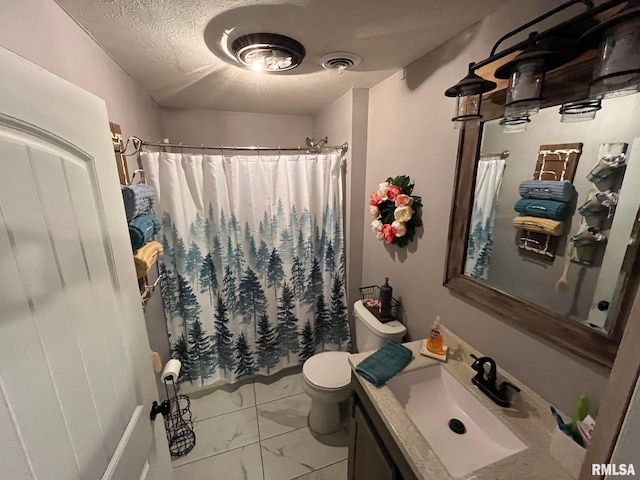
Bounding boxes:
[325,57,354,69]
[319,52,362,72]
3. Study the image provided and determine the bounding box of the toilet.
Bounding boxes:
[302,300,407,434]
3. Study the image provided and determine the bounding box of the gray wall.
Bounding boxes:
[362,0,613,414]
[480,94,640,324]
[159,108,312,146]
[313,88,370,350]
[0,0,163,149]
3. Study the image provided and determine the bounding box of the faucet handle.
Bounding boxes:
[470,355,497,383]
[469,354,481,372]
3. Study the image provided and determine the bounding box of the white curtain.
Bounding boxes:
[465,158,506,280]
[141,151,349,390]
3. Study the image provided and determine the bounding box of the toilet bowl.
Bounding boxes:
[302,351,351,434]
[302,301,407,434]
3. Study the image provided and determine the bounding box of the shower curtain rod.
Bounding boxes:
[479,150,510,161]
[121,136,349,156]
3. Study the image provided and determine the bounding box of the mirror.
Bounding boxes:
[445,62,640,368]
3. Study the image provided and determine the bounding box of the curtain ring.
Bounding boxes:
[200,144,204,155]
[278,146,281,157]
[178,142,183,154]
[220,145,224,158]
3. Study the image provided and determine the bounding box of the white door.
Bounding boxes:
[0,47,173,480]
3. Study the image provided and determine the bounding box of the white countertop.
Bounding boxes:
[348,328,576,480]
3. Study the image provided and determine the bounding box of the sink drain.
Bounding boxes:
[448,418,466,434]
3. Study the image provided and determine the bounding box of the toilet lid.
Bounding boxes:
[303,351,351,389]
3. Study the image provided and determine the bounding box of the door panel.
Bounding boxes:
[0,204,80,479]
[0,137,115,478]
[0,46,169,480]
[0,118,145,479]
[0,384,32,478]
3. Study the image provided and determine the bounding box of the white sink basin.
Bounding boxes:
[387,364,527,478]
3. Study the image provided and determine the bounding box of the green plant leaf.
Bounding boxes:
[394,236,409,247]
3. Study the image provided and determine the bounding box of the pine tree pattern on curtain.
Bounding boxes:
[143,151,350,390]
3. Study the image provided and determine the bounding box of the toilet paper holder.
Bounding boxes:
[150,360,196,458]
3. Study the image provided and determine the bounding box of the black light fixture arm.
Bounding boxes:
[489,0,593,57]
[470,0,626,73]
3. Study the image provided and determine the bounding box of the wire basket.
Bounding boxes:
[162,384,196,458]
[359,285,400,321]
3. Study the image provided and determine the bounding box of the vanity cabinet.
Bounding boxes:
[350,402,396,480]
[348,374,419,480]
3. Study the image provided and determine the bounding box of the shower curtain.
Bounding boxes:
[465,158,506,280]
[141,151,350,390]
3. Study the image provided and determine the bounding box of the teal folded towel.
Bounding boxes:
[355,340,413,386]
[129,214,161,251]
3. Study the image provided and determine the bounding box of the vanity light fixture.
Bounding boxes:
[494,34,566,117]
[444,0,638,129]
[559,99,602,122]
[499,114,531,133]
[579,2,640,99]
[445,63,497,129]
[231,33,305,72]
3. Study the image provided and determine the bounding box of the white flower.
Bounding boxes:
[371,219,383,232]
[369,205,380,218]
[378,182,389,201]
[394,205,414,222]
[392,220,407,237]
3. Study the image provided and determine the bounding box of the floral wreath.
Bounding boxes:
[369,175,423,247]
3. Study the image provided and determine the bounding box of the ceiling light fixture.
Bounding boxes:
[231,33,305,72]
[444,0,640,129]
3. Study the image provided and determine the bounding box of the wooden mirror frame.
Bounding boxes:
[444,58,640,368]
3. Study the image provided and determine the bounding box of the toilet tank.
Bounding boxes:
[353,300,407,352]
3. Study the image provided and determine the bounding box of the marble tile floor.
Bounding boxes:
[172,368,349,480]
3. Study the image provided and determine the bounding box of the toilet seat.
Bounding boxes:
[303,351,351,390]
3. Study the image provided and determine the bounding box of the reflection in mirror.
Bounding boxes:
[464,94,640,334]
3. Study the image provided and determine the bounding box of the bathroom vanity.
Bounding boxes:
[348,330,577,480]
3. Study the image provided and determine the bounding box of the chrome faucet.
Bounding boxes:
[470,354,520,408]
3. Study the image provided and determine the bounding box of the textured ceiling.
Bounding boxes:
[56,0,503,115]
